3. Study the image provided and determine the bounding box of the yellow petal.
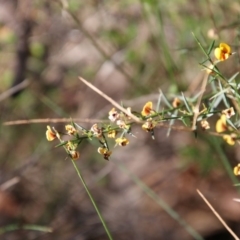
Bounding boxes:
[115,137,129,146]
[214,47,224,60]
[98,147,111,160]
[223,135,235,145]
[46,126,56,141]
[219,43,231,54]
[216,115,227,133]
[233,164,240,176]
[70,151,80,160]
[172,98,181,108]
[222,107,235,118]
[141,101,153,116]
[214,43,232,61]
[107,130,117,138]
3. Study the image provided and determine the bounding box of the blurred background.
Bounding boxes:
[1,0,240,239]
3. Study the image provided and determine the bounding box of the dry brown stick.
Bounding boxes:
[3,117,236,140]
[0,177,20,191]
[0,79,29,102]
[3,118,108,126]
[197,189,240,240]
[79,77,141,123]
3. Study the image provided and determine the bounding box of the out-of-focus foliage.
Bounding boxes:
[1,0,240,239]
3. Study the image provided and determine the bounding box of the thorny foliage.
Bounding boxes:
[46,40,240,176]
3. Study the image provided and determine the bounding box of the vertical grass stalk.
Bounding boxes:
[71,160,113,240]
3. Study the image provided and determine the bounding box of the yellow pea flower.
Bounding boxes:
[216,114,227,133]
[90,124,102,138]
[200,120,210,130]
[66,141,80,160]
[142,118,155,132]
[107,130,117,138]
[98,147,112,160]
[234,163,240,176]
[46,126,57,141]
[69,150,80,160]
[223,134,236,146]
[108,108,119,122]
[172,98,181,108]
[214,43,232,61]
[115,137,129,146]
[141,101,153,116]
[65,125,77,135]
[222,107,235,119]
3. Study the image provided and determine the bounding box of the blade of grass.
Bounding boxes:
[208,94,223,112]
[156,91,162,112]
[209,87,229,101]
[217,79,230,108]
[159,89,172,108]
[181,92,192,113]
[71,160,113,240]
[192,32,211,61]
[140,0,179,85]
[228,72,239,82]
[167,109,178,137]
[0,224,52,235]
[41,95,68,117]
[207,40,215,55]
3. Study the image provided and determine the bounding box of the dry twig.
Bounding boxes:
[79,77,141,123]
[197,189,240,240]
[3,118,107,126]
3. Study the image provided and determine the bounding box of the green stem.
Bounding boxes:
[71,160,113,240]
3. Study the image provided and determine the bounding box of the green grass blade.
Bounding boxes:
[41,95,68,117]
[181,92,192,113]
[217,79,230,108]
[167,109,178,137]
[159,89,172,108]
[207,40,215,55]
[228,72,239,82]
[0,224,52,235]
[192,32,209,59]
[71,160,113,240]
[156,90,162,112]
